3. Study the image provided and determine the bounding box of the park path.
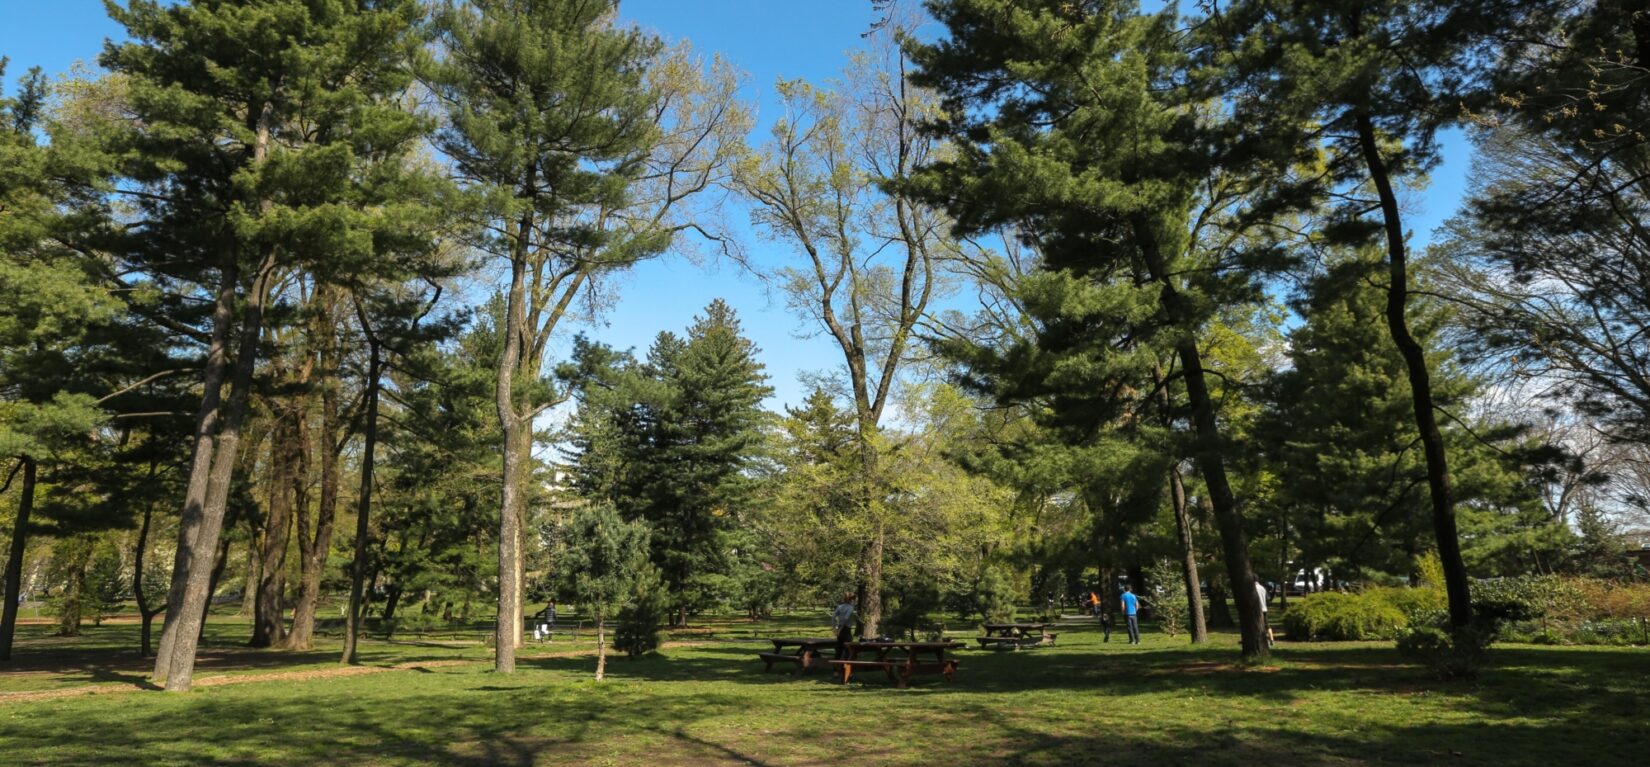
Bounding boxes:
[0,642,713,705]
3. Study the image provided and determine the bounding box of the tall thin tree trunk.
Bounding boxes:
[159,97,281,691]
[163,255,276,691]
[251,417,295,647]
[1169,465,1207,643]
[155,260,238,680]
[285,304,341,651]
[342,338,382,664]
[494,213,532,673]
[0,458,38,661]
[133,499,166,658]
[1134,214,1266,659]
[1355,113,1472,631]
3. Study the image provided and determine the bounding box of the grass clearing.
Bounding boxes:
[1,615,1646,766]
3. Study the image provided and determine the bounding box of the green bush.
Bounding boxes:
[1396,623,1495,680]
[1279,590,1408,641]
[1470,575,1578,625]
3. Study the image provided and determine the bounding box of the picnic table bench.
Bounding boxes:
[977,622,1057,650]
[757,637,838,674]
[830,640,963,689]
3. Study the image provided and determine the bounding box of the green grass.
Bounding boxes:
[2,615,1646,766]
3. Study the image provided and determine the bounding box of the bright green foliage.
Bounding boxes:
[1282,591,1410,642]
[82,541,126,627]
[0,63,119,464]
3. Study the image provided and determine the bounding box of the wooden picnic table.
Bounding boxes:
[831,640,963,688]
[757,636,839,674]
[978,622,1058,649]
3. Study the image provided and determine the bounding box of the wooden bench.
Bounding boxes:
[975,633,1057,650]
[830,659,899,684]
[830,658,962,688]
[758,651,802,672]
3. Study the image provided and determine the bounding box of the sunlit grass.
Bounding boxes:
[2,614,1646,766]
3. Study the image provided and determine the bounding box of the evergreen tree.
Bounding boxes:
[427,0,743,671]
[1264,253,1563,580]
[0,62,123,661]
[558,503,650,681]
[907,0,1283,657]
[1209,0,1564,631]
[565,300,771,623]
[98,0,437,690]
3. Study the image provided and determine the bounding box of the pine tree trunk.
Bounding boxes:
[1169,465,1208,644]
[155,259,238,680]
[285,308,341,651]
[0,458,37,661]
[159,97,282,691]
[163,256,274,691]
[251,417,295,647]
[1355,113,1472,631]
[494,211,533,674]
[1133,214,1267,659]
[342,338,382,665]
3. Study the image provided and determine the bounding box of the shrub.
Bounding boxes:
[1470,575,1577,625]
[1397,623,1496,680]
[1280,590,1408,641]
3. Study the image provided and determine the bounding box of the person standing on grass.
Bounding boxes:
[832,593,855,657]
[1120,585,1140,645]
[1255,580,1273,648]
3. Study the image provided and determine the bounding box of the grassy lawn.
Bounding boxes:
[1,615,1646,766]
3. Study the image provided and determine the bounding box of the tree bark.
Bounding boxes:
[250,416,296,648]
[1355,113,1473,631]
[1169,464,1208,643]
[132,500,166,657]
[0,458,38,661]
[163,258,273,692]
[341,337,382,665]
[285,303,341,651]
[1133,214,1267,659]
[494,203,533,674]
[154,258,238,680]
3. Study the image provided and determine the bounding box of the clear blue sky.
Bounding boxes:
[0,0,1473,412]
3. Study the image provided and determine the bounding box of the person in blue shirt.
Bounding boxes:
[1120,585,1140,645]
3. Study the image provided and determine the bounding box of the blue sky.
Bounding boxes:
[0,0,1474,412]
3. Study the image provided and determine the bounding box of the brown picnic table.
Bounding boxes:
[978,622,1057,650]
[831,640,963,689]
[757,637,839,674]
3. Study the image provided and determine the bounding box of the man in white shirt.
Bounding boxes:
[1255,580,1274,648]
